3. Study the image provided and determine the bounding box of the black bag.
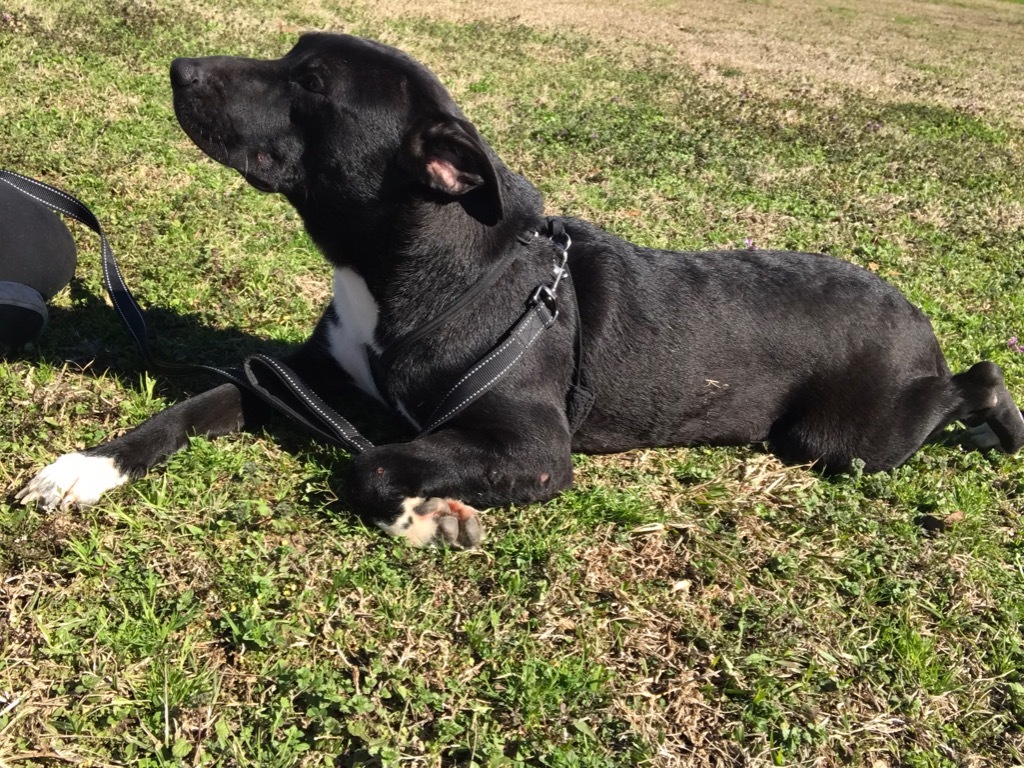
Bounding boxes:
[0,178,78,354]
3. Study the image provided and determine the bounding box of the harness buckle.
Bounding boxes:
[550,249,569,294]
[551,228,571,254]
[529,283,559,327]
[527,221,571,328]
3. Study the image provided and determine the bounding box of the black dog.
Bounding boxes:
[18,33,1024,547]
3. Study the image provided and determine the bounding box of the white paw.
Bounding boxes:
[965,423,1002,451]
[16,453,128,511]
[380,496,484,549]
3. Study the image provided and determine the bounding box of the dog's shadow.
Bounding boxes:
[7,279,408,513]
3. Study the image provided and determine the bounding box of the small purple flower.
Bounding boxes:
[1009,336,1024,354]
[744,237,756,250]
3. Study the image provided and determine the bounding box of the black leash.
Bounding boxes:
[0,170,588,450]
[0,170,374,451]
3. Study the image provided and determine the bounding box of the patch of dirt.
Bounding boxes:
[362,0,1024,125]
[551,529,740,766]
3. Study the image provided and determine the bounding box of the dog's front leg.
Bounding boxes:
[17,383,255,511]
[346,424,575,549]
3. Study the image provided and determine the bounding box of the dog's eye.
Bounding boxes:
[295,71,325,94]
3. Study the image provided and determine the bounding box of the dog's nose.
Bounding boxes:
[170,58,202,88]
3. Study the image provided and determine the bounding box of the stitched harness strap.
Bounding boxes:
[375,229,536,378]
[418,220,570,433]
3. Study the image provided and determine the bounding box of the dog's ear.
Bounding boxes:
[405,115,504,223]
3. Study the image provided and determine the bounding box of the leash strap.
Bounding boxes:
[0,169,374,452]
[1,170,584,450]
[241,354,376,451]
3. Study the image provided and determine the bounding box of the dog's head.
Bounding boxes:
[170,33,504,223]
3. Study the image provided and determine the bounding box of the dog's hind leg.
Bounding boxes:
[344,413,575,549]
[877,361,1024,467]
[771,360,1023,473]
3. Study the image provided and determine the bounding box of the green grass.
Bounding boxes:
[3,0,1024,765]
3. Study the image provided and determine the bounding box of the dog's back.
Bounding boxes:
[563,217,968,468]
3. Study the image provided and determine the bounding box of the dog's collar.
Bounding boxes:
[374,220,568,382]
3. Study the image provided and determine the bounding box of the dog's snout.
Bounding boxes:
[170,58,202,88]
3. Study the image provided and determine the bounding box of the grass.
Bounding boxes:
[2,0,1024,765]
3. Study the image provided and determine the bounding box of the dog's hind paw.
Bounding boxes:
[380,496,484,549]
[964,423,1004,451]
[16,453,128,511]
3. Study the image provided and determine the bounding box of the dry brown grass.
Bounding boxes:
[568,530,737,766]
[353,0,1024,126]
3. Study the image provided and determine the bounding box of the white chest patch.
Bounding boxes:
[326,267,385,403]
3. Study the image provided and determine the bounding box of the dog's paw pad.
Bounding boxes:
[412,497,484,549]
[16,453,127,511]
[433,499,483,549]
[382,496,484,549]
